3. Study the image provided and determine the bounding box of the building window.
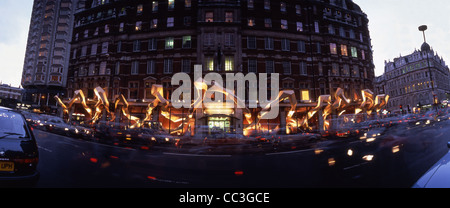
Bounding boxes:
[135,21,142,31]
[248,0,254,9]
[281,19,288,30]
[332,63,339,76]
[182,36,191,48]
[351,47,358,58]
[168,0,175,11]
[99,61,107,75]
[247,36,256,49]
[115,62,120,75]
[296,22,303,32]
[185,0,191,8]
[204,33,214,46]
[328,24,335,34]
[318,62,323,75]
[147,60,155,74]
[224,33,234,46]
[101,42,108,54]
[137,4,143,14]
[265,60,274,73]
[206,57,214,71]
[330,43,337,55]
[91,43,98,55]
[248,17,255,27]
[264,18,272,28]
[133,40,141,52]
[165,37,174,49]
[301,90,310,101]
[314,21,320,33]
[184,16,191,26]
[148,38,157,51]
[182,59,191,73]
[131,61,139,75]
[280,2,287,12]
[205,12,214,22]
[352,65,359,77]
[299,62,307,75]
[116,41,122,53]
[343,64,350,76]
[282,61,291,74]
[264,0,270,10]
[225,12,233,23]
[264,37,274,50]
[164,59,173,74]
[145,81,156,99]
[341,44,348,56]
[152,1,158,12]
[225,57,234,71]
[151,19,158,29]
[339,27,345,37]
[119,22,124,32]
[248,59,257,73]
[281,39,290,51]
[296,5,301,15]
[129,81,139,99]
[298,41,306,53]
[167,17,174,27]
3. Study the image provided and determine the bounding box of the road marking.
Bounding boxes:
[163,152,231,157]
[38,146,53,153]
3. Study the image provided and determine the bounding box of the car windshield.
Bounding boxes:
[0,111,27,138]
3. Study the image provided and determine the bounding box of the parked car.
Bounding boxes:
[0,107,39,186]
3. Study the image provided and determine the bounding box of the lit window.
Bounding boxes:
[165,37,174,49]
[330,43,337,55]
[225,57,234,71]
[182,36,191,48]
[206,57,214,71]
[281,19,288,30]
[152,1,158,12]
[341,44,348,56]
[135,21,142,31]
[167,17,174,27]
[351,47,358,58]
[314,21,320,33]
[280,2,286,12]
[248,17,255,26]
[151,19,158,29]
[168,0,174,10]
[225,12,233,23]
[137,4,143,14]
[301,90,310,101]
[119,22,124,32]
[296,22,303,32]
[206,12,214,22]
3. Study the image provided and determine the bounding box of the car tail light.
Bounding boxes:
[13,157,39,165]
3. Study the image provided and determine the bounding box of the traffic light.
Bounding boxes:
[399,105,403,110]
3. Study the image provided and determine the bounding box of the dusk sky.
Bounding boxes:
[1,0,450,88]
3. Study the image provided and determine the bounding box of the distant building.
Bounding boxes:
[0,84,24,108]
[381,42,450,113]
[20,0,78,111]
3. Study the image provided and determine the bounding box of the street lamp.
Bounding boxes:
[418,25,438,111]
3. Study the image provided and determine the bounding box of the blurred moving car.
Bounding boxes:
[0,107,39,186]
[413,142,450,188]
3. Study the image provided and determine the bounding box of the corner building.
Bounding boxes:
[67,0,375,135]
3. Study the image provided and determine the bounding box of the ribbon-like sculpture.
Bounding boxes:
[54,90,92,120]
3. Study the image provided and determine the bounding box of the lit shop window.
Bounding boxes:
[135,21,142,31]
[281,20,288,30]
[248,17,255,27]
[137,4,143,14]
[151,19,158,29]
